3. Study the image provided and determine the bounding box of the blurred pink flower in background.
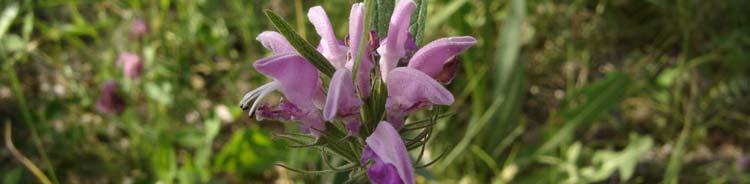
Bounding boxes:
[117,52,143,79]
[129,19,148,39]
[96,81,125,114]
[737,154,749,171]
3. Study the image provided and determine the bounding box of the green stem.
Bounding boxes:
[294,0,306,38]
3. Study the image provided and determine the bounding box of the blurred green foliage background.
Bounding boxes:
[1,0,749,183]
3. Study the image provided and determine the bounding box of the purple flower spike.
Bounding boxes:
[117,52,143,79]
[308,6,348,69]
[377,0,416,81]
[129,19,148,39]
[254,53,326,135]
[97,81,126,114]
[257,31,296,54]
[385,67,454,129]
[407,36,477,78]
[362,122,415,184]
[324,69,363,135]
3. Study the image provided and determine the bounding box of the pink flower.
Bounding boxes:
[129,19,148,39]
[361,122,415,184]
[378,0,476,129]
[117,52,143,79]
[243,54,326,136]
[241,33,326,136]
[312,3,371,135]
[96,81,125,114]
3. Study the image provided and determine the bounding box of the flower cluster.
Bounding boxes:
[96,19,148,114]
[240,1,475,183]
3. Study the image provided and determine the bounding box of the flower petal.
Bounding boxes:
[377,0,416,80]
[254,54,321,110]
[368,161,404,184]
[256,31,296,54]
[253,53,325,135]
[129,19,148,39]
[407,36,476,77]
[348,3,365,56]
[97,81,126,114]
[364,122,415,184]
[324,69,362,121]
[345,119,361,136]
[117,52,143,79]
[381,0,416,57]
[308,6,347,68]
[385,67,454,128]
[346,3,374,97]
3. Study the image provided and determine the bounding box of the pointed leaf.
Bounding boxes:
[264,10,336,77]
[410,0,428,45]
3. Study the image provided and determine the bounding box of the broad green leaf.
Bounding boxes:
[1,34,25,52]
[213,127,287,175]
[144,82,174,106]
[581,134,653,182]
[2,168,22,184]
[264,10,336,77]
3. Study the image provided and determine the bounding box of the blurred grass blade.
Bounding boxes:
[410,0,428,45]
[440,0,525,169]
[374,0,394,37]
[537,72,631,153]
[22,12,33,41]
[486,0,526,155]
[0,3,19,39]
[426,0,469,32]
[663,125,687,184]
[264,10,336,77]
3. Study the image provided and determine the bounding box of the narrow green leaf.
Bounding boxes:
[426,0,469,32]
[0,3,20,40]
[483,0,527,155]
[410,0,428,45]
[264,10,336,77]
[374,0,394,38]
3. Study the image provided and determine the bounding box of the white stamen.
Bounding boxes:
[239,82,279,116]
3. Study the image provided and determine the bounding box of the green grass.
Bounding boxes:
[1,0,749,183]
